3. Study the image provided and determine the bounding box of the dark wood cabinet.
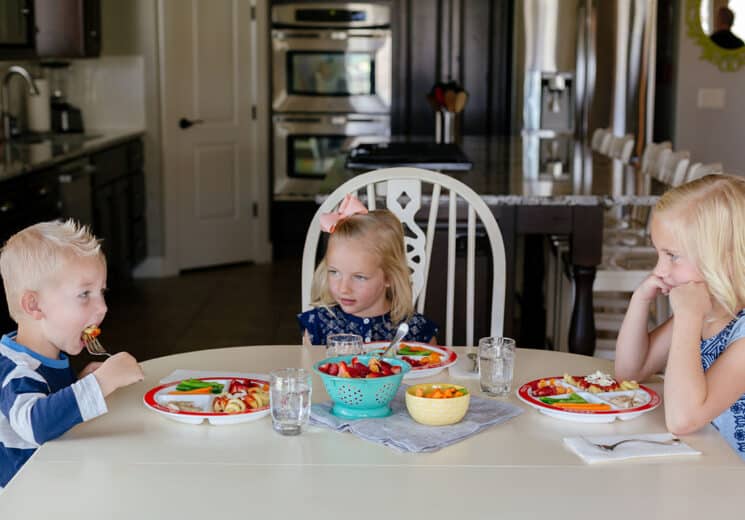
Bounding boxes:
[90,139,146,288]
[0,168,61,331]
[0,0,36,59]
[34,0,101,58]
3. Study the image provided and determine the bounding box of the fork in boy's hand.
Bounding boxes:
[82,327,110,357]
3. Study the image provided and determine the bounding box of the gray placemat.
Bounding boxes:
[310,387,524,453]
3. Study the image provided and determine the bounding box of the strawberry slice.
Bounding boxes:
[346,364,361,378]
[327,363,339,376]
[318,363,330,374]
[366,372,382,378]
[390,365,401,374]
[337,361,351,378]
[353,361,370,377]
[368,357,382,373]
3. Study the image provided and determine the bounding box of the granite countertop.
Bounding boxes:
[308,135,616,206]
[0,128,145,182]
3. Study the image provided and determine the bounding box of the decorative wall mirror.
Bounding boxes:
[687,0,745,71]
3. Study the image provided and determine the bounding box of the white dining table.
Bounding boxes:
[1,345,743,519]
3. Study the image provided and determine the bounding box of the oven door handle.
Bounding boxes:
[273,30,386,40]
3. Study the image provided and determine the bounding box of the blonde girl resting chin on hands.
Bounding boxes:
[614,174,745,459]
[297,195,438,346]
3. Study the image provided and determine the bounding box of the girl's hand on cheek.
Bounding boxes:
[669,281,711,318]
[636,274,672,301]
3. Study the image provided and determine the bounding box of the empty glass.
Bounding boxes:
[269,368,312,436]
[478,337,516,397]
[326,333,364,357]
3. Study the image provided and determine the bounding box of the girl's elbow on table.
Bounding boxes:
[666,409,709,436]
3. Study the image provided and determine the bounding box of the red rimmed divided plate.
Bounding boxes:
[364,341,457,380]
[517,376,661,423]
[143,376,270,425]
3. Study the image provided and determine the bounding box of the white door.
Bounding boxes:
[159,0,269,271]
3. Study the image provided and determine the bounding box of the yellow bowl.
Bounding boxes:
[405,383,470,426]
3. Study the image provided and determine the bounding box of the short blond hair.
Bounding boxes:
[654,174,745,317]
[0,219,104,321]
[311,209,413,323]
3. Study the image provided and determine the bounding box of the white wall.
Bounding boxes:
[674,8,745,175]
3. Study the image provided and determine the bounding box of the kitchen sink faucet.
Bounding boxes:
[1,65,40,141]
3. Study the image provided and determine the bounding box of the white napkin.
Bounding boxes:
[563,432,701,463]
[448,353,480,380]
[159,369,269,384]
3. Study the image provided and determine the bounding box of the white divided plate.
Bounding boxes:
[143,376,270,425]
[364,341,458,380]
[516,375,661,423]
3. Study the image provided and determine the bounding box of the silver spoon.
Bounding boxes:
[378,322,409,359]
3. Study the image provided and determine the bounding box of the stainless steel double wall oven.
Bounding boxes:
[271,2,392,196]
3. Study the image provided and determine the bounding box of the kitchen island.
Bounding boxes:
[274,135,607,356]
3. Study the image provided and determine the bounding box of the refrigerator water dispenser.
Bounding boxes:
[540,73,573,133]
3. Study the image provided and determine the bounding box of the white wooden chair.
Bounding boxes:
[657,150,690,186]
[591,128,611,152]
[599,132,614,155]
[301,167,506,346]
[609,134,635,164]
[640,141,672,181]
[686,162,723,182]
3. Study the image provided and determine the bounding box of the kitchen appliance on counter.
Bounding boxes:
[44,61,85,133]
[346,142,473,171]
[271,2,392,197]
[514,0,657,192]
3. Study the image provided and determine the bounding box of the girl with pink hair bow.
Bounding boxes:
[297,195,438,346]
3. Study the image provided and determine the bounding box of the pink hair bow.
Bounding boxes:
[319,194,368,233]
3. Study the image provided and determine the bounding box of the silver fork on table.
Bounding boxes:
[83,334,111,357]
[584,437,681,451]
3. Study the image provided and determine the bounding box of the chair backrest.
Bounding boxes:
[609,134,635,163]
[658,150,690,185]
[599,132,614,155]
[640,141,672,176]
[686,162,723,182]
[301,167,506,346]
[591,128,609,151]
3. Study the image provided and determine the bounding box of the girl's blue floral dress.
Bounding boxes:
[700,309,745,460]
[297,306,438,345]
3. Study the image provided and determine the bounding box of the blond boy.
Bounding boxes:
[0,220,143,489]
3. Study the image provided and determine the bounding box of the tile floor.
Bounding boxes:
[83,259,303,369]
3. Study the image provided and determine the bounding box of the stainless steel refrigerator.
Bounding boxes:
[513,0,658,195]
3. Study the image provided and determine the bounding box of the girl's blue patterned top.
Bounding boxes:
[297,306,439,345]
[700,309,745,460]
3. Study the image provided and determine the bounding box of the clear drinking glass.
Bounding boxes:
[269,368,312,436]
[478,337,516,397]
[326,333,364,357]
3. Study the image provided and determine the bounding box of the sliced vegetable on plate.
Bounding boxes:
[517,371,660,423]
[143,376,271,425]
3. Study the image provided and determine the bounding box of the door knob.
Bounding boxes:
[179,117,204,129]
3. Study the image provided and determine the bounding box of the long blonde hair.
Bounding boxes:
[0,219,104,322]
[654,174,745,316]
[311,209,413,323]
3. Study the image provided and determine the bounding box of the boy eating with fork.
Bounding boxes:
[0,220,144,490]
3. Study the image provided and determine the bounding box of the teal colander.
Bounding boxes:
[313,354,411,419]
